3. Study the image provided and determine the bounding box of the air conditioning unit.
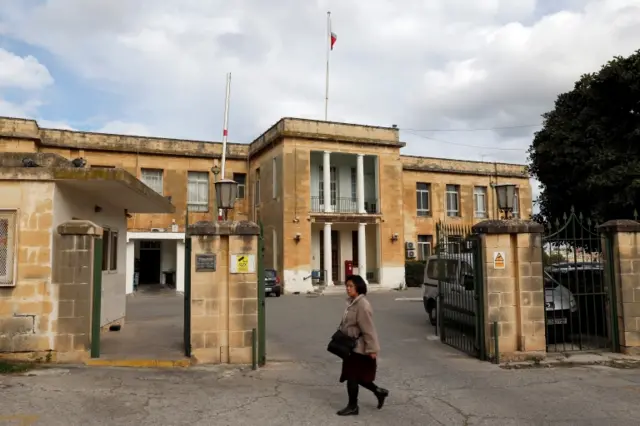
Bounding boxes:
[405,242,415,250]
[406,249,416,259]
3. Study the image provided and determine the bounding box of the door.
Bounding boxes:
[319,230,340,283]
[139,241,161,284]
[331,230,339,282]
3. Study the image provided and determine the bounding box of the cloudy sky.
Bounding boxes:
[1,0,639,202]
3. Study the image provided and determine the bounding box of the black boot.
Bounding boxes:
[374,387,389,409]
[360,382,390,410]
[336,406,359,416]
[337,381,359,416]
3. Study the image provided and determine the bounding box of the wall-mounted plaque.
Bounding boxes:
[195,253,217,272]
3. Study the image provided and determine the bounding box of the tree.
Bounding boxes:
[528,49,640,224]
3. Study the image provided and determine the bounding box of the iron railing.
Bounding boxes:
[365,268,380,284]
[310,196,379,214]
[542,209,614,353]
[436,222,485,360]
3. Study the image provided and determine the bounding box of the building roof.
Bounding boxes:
[0,116,529,175]
[0,153,175,214]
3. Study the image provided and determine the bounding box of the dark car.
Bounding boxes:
[265,268,282,297]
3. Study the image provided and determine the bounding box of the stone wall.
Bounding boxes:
[0,181,56,358]
[600,220,640,355]
[188,220,260,364]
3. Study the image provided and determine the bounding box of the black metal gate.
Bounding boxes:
[257,221,266,366]
[435,222,486,360]
[183,209,192,358]
[541,209,618,352]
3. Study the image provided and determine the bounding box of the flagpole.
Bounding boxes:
[220,72,231,220]
[324,11,331,121]
[221,72,231,179]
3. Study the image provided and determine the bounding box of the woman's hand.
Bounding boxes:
[369,353,377,359]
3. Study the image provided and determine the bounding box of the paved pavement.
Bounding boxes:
[99,286,185,360]
[2,288,640,425]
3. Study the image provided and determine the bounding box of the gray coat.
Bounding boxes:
[339,295,381,355]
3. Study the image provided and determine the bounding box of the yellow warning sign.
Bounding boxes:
[493,252,506,269]
[236,255,249,273]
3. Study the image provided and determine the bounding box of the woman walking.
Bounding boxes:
[336,274,389,416]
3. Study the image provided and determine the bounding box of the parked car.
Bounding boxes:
[422,255,577,337]
[264,268,282,297]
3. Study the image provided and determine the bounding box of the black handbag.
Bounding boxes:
[327,329,359,360]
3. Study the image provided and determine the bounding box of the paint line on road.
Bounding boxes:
[395,297,422,301]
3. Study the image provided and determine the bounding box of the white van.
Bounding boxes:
[422,254,475,326]
[422,254,578,333]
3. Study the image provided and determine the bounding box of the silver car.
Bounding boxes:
[422,255,577,330]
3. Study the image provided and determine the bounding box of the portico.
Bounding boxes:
[310,151,379,214]
[311,220,380,285]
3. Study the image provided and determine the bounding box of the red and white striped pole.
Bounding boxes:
[219,72,231,221]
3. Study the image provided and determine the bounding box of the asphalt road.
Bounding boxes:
[2,288,640,425]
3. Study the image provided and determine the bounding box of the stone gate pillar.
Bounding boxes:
[188,220,260,364]
[472,220,546,361]
[53,220,103,362]
[599,220,640,355]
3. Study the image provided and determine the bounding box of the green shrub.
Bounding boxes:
[405,261,426,287]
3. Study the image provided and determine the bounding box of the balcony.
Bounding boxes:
[310,196,379,214]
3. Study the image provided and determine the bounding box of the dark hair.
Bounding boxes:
[345,274,367,295]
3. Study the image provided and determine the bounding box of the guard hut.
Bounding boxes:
[0,152,174,362]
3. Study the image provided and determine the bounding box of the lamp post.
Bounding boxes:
[494,184,517,219]
[215,178,239,221]
[211,164,221,221]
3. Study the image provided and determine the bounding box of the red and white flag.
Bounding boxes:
[330,31,337,50]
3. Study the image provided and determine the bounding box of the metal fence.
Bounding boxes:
[310,196,379,214]
[435,222,486,359]
[541,209,617,352]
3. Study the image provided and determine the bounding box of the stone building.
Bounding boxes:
[0,152,173,357]
[0,116,532,294]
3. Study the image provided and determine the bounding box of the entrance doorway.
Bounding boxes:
[319,230,340,282]
[139,240,161,284]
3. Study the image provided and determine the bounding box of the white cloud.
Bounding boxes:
[37,119,75,131]
[0,46,61,129]
[0,0,637,175]
[97,121,152,136]
[0,48,53,90]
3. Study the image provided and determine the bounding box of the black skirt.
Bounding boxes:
[339,352,377,383]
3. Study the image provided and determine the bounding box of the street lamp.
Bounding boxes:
[494,184,516,219]
[211,164,220,179]
[215,178,239,220]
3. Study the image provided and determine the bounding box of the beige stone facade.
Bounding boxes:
[1,116,532,294]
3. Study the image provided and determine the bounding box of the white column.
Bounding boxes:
[358,223,367,282]
[356,154,365,214]
[323,150,332,212]
[324,222,333,285]
[176,240,185,293]
[125,241,135,294]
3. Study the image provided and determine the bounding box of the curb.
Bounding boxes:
[84,359,193,368]
[499,352,640,370]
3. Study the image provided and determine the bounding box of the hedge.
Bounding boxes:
[405,260,426,287]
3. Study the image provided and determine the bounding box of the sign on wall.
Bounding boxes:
[230,254,256,274]
[195,254,217,272]
[493,252,506,269]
